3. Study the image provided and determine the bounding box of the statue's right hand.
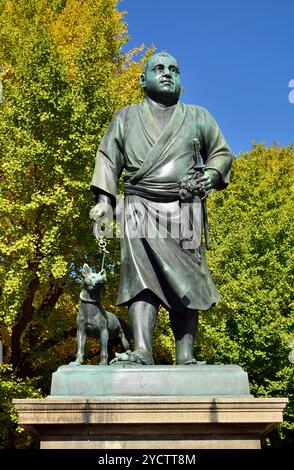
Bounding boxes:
[89,202,108,221]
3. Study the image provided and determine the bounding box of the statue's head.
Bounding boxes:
[140,52,181,106]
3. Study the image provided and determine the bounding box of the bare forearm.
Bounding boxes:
[205,169,221,189]
[96,193,112,205]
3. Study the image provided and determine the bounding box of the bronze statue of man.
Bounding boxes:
[90,52,233,365]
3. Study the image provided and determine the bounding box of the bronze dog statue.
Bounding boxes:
[70,263,130,365]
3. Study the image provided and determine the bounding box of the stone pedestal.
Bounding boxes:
[13,365,288,449]
[50,364,251,397]
[14,397,288,449]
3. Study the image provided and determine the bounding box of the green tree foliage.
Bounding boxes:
[199,143,293,447]
[0,364,41,448]
[0,0,150,446]
[0,1,292,450]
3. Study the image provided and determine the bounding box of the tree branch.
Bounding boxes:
[38,284,63,318]
[36,327,77,351]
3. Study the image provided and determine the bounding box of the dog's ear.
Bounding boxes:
[98,269,107,283]
[82,263,92,276]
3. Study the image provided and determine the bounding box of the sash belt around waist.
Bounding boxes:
[124,180,180,202]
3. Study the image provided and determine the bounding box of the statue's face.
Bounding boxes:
[141,54,181,105]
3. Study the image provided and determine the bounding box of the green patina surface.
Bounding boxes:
[50,364,251,397]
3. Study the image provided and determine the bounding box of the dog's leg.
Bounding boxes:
[99,328,109,365]
[70,330,86,365]
[76,330,86,364]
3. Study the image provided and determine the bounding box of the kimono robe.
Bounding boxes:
[91,99,233,311]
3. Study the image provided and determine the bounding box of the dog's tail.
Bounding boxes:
[119,318,132,351]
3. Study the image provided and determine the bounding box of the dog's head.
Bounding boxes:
[82,263,107,292]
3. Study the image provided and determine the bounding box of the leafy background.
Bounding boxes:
[0,0,293,448]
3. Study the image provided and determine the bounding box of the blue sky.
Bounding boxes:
[118,0,294,155]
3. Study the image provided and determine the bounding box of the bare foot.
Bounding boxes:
[69,360,82,366]
[109,350,153,365]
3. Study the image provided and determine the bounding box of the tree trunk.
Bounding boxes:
[10,277,39,371]
[17,284,64,378]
